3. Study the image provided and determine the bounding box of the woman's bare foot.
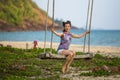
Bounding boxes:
[65,66,70,73]
[62,64,66,74]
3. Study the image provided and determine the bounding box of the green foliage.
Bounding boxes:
[0,47,62,79]
[0,0,41,26]
[94,54,104,59]
[80,70,110,76]
[0,75,28,80]
[93,54,120,66]
[0,47,120,79]
[76,51,83,55]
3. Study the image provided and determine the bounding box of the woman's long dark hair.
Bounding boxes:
[63,20,71,32]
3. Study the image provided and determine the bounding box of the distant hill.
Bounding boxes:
[0,0,59,31]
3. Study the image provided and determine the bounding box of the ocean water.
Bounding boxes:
[0,29,120,46]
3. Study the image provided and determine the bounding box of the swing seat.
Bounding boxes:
[39,53,65,59]
[84,52,94,57]
[39,52,52,59]
[38,52,94,59]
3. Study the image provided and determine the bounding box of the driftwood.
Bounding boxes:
[7,45,12,48]
[39,53,94,59]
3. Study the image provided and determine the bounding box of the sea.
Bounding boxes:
[0,29,120,46]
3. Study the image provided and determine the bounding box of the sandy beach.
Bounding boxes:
[0,41,120,57]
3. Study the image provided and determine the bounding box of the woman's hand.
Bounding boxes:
[51,28,63,37]
[51,28,54,33]
[86,31,90,34]
[72,31,90,38]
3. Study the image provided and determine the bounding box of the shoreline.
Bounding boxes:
[0,41,120,47]
[0,41,120,57]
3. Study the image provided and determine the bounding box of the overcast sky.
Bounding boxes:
[32,0,120,30]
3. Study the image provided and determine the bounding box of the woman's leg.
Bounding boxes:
[59,50,74,73]
[66,51,76,72]
[62,54,72,74]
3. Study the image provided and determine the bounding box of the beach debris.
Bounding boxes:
[111,66,120,72]
[92,65,109,72]
[26,43,28,49]
[92,65,120,73]
[92,66,101,72]
[0,44,3,47]
[11,64,26,71]
[7,45,12,48]
[97,50,101,53]
[101,65,110,72]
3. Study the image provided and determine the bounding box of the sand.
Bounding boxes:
[0,41,120,57]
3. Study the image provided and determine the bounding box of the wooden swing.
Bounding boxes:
[39,0,94,59]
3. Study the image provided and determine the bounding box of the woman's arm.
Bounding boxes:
[72,31,90,38]
[51,28,63,37]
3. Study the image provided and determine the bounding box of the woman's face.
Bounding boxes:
[64,23,71,32]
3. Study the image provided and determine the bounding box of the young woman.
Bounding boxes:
[51,20,90,74]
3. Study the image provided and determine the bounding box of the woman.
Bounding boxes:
[51,20,90,74]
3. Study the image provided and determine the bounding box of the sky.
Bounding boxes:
[32,0,120,30]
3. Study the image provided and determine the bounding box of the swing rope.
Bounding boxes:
[83,0,94,53]
[44,0,94,54]
[50,0,55,53]
[88,0,94,53]
[44,0,49,53]
[83,0,91,53]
